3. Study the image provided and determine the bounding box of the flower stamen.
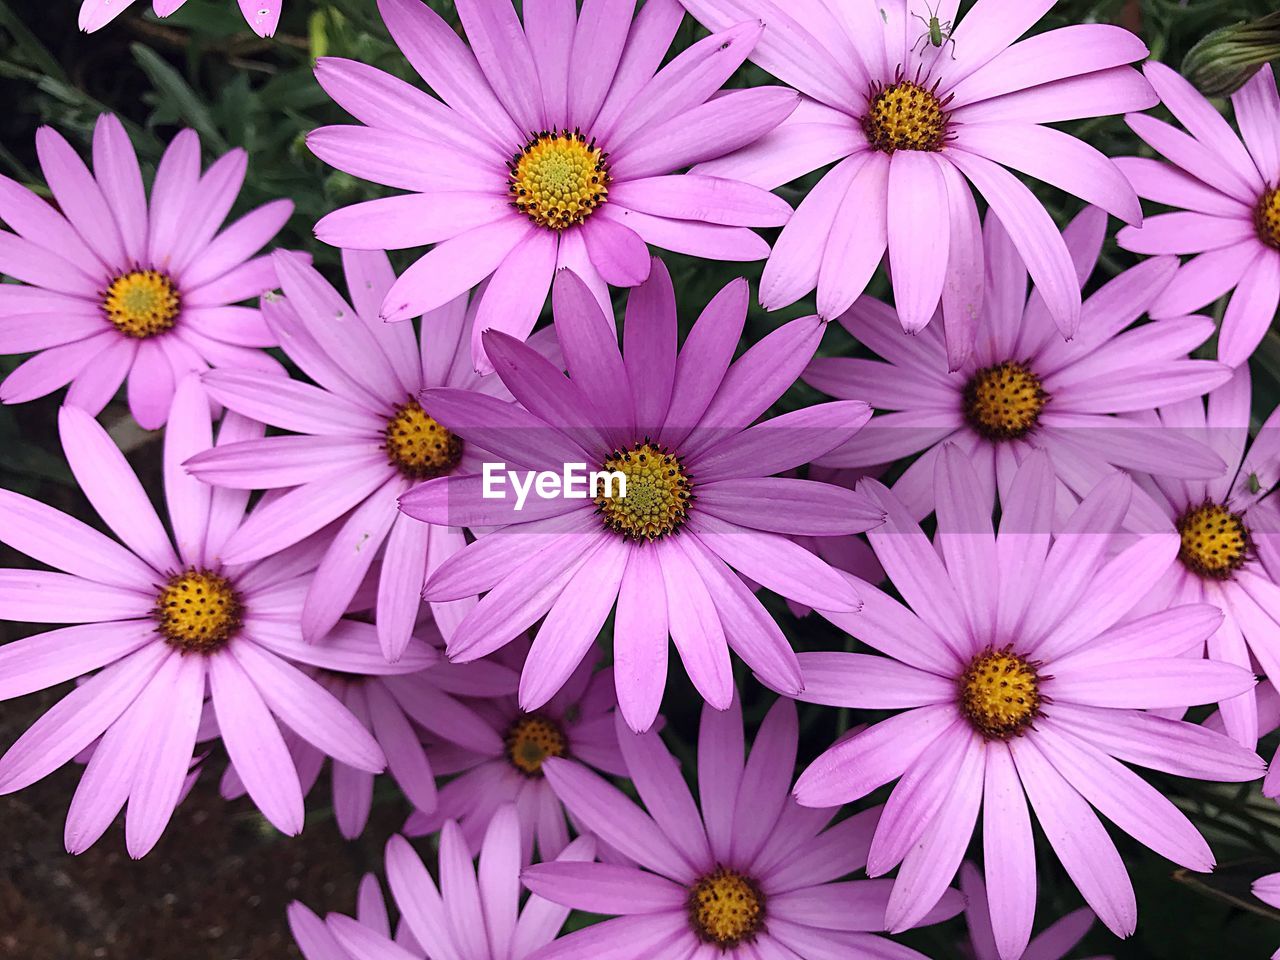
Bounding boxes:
[595,440,692,541]
[384,399,462,480]
[154,569,243,654]
[962,360,1048,441]
[103,270,181,338]
[862,74,951,154]
[1176,501,1251,579]
[688,867,765,947]
[509,129,610,230]
[505,714,567,777]
[960,647,1044,740]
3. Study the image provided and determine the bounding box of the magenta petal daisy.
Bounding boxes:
[404,261,881,732]
[404,642,624,862]
[310,0,797,369]
[184,249,531,659]
[523,696,962,960]
[0,378,386,858]
[1129,366,1280,765]
[960,863,1113,960]
[806,206,1231,527]
[678,0,1155,359]
[0,114,290,428]
[289,873,426,960]
[793,448,1264,960]
[296,806,595,960]
[1117,63,1280,367]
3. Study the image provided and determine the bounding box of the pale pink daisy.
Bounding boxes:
[794,448,1263,960]
[960,863,1113,960]
[0,379,386,858]
[678,0,1155,363]
[404,642,624,862]
[77,0,282,35]
[403,263,879,732]
[1253,870,1280,959]
[0,114,289,428]
[185,250,545,659]
[1117,63,1280,366]
[1129,367,1280,766]
[310,0,796,369]
[805,207,1231,526]
[523,697,962,960]
[290,874,426,960]
[298,807,594,960]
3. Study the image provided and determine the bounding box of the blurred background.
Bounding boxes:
[1,0,1279,956]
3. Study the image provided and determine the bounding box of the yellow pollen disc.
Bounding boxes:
[596,441,693,541]
[688,868,765,947]
[962,360,1048,441]
[103,269,181,338]
[154,569,243,653]
[504,714,567,777]
[1256,187,1280,249]
[384,399,462,480]
[1177,501,1250,579]
[862,78,949,154]
[509,129,610,230]
[960,648,1042,740]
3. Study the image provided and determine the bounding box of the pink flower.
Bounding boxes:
[1118,63,1280,367]
[960,863,1113,960]
[678,0,1155,363]
[78,0,282,38]
[0,379,387,857]
[310,0,796,370]
[184,250,532,660]
[222,631,517,840]
[0,115,290,428]
[805,206,1231,526]
[402,263,881,732]
[794,448,1263,960]
[293,806,594,960]
[405,644,625,862]
[523,696,962,960]
[1130,367,1280,778]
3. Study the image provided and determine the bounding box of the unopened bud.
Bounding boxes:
[1183,12,1280,98]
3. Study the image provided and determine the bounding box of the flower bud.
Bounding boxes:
[1182,12,1280,98]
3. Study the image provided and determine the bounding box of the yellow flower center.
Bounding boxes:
[103,269,181,338]
[384,399,462,480]
[960,648,1042,740]
[504,714,567,777]
[862,78,950,154]
[154,569,243,654]
[962,360,1048,441]
[1255,186,1280,249]
[688,868,765,948]
[595,441,693,541]
[1177,501,1250,579]
[508,129,610,230]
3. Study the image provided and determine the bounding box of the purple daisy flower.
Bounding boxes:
[805,207,1231,526]
[0,379,387,858]
[404,643,625,861]
[402,262,880,732]
[301,806,594,960]
[0,114,290,428]
[1129,366,1280,762]
[310,0,796,369]
[523,696,962,960]
[677,0,1155,362]
[184,249,536,660]
[793,447,1263,959]
[77,0,282,37]
[1117,63,1280,367]
[960,863,1113,960]
[222,633,518,840]
[1253,871,1280,955]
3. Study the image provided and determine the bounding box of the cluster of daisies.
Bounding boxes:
[5,0,1280,957]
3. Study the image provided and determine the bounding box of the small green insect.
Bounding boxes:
[912,2,956,58]
[1249,472,1263,494]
